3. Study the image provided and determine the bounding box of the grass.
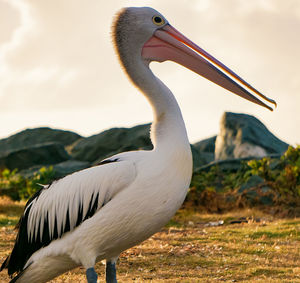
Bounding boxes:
[0,197,299,282]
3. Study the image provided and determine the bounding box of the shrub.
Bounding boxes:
[188,146,300,211]
[0,167,55,201]
[247,146,300,202]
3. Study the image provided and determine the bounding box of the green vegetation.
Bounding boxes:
[187,146,300,213]
[0,166,55,201]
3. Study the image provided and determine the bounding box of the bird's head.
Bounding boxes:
[112,7,276,111]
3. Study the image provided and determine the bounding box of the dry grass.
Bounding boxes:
[0,198,299,282]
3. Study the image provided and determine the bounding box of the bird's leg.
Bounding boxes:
[106,260,117,283]
[86,267,98,283]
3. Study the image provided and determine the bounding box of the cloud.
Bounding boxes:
[0,0,21,46]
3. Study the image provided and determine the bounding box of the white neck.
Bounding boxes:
[126,58,190,153]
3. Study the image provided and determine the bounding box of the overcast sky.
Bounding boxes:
[0,0,299,145]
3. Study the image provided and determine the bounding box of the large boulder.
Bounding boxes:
[215,112,288,160]
[0,143,70,170]
[190,145,210,171]
[193,136,216,164]
[0,127,81,157]
[18,160,90,179]
[70,123,209,170]
[194,136,216,153]
[195,157,252,174]
[70,124,153,163]
[53,160,90,178]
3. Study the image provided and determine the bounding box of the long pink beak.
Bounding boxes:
[142,24,276,111]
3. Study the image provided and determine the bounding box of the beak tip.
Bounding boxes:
[271,100,277,110]
[265,104,274,112]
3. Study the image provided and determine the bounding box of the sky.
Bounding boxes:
[0,0,299,145]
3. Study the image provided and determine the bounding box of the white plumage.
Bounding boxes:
[1,6,275,283]
[16,147,192,282]
[26,159,136,242]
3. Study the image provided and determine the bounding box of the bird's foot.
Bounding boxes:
[106,261,117,283]
[86,267,98,283]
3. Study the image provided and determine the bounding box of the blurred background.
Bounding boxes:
[0,0,299,144]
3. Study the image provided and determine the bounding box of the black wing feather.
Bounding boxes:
[1,157,120,277]
[1,188,100,276]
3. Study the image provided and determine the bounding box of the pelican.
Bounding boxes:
[1,7,276,283]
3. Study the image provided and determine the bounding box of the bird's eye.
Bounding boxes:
[152,15,165,26]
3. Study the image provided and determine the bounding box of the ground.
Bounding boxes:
[0,197,299,282]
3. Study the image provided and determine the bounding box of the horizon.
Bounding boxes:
[0,0,299,145]
[0,111,292,147]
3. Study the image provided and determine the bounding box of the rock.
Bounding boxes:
[193,136,216,164]
[215,112,289,160]
[0,143,70,170]
[259,194,274,206]
[18,165,45,179]
[239,186,276,207]
[71,124,210,170]
[70,124,152,163]
[53,160,90,178]
[204,220,224,227]
[195,154,282,175]
[193,136,216,153]
[238,175,265,193]
[190,145,210,171]
[195,158,249,174]
[0,127,81,157]
[237,176,276,206]
[199,152,214,164]
[0,123,216,175]
[19,160,90,179]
